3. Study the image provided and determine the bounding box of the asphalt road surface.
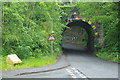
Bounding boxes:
[4,43,118,79]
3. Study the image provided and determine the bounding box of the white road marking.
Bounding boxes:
[66,69,77,78]
[71,67,88,78]
[66,67,89,79]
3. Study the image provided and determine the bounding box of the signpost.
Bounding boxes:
[48,18,56,56]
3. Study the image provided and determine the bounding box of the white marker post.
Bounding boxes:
[117,54,118,60]
[51,18,53,56]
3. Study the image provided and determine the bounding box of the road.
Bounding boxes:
[4,44,118,79]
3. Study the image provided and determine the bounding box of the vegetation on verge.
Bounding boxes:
[1,2,66,70]
[1,55,56,71]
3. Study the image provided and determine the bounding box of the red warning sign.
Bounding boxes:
[74,16,80,20]
[48,34,56,41]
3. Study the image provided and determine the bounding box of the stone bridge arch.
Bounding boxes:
[63,18,99,51]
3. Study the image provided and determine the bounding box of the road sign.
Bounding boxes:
[48,34,56,41]
[75,16,80,20]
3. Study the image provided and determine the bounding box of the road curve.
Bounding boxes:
[4,43,118,79]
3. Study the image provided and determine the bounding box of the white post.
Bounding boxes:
[51,18,53,56]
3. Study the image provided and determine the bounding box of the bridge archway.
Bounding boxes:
[63,18,98,51]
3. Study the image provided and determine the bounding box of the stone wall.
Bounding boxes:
[95,22,104,46]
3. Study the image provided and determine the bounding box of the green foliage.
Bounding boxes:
[75,2,119,62]
[59,5,74,24]
[76,2,118,52]
[2,2,66,59]
[95,51,119,63]
[2,2,119,64]
[94,43,102,50]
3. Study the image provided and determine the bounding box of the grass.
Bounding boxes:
[1,55,57,71]
[94,51,119,63]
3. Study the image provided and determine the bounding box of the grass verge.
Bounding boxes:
[94,51,119,63]
[1,55,57,71]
